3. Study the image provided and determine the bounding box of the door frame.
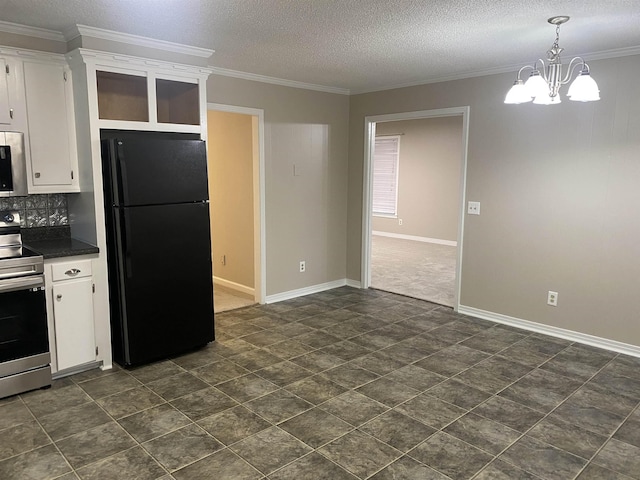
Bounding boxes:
[361,107,470,311]
[207,103,266,304]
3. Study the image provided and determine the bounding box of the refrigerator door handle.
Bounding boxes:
[115,141,130,206]
[123,210,133,278]
[115,209,133,279]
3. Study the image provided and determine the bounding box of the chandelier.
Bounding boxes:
[505,16,600,105]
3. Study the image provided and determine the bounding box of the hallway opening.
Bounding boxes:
[362,107,470,310]
[207,104,266,312]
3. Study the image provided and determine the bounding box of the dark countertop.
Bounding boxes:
[22,226,99,259]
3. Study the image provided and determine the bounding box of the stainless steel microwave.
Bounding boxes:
[0,132,27,197]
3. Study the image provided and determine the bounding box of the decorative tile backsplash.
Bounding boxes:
[0,194,69,228]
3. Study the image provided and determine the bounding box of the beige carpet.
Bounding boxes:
[214,284,255,313]
[371,234,456,306]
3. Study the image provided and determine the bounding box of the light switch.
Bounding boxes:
[467,201,480,215]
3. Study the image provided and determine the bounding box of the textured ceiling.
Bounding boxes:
[1,0,640,93]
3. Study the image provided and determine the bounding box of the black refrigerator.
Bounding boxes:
[101,131,215,367]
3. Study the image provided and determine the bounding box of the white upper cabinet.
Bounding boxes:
[0,48,80,193]
[23,60,79,192]
[65,49,211,134]
[94,72,200,127]
[0,56,27,131]
[94,69,202,132]
[0,59,11,125]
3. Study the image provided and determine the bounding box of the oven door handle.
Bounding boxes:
[0,274,44,293]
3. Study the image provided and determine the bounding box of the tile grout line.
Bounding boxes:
[210,305,432,478]
[10,394,76,477]
[384,331,591,478]
[66,363,225,477]
[92,358,276,478]
[77,375,174,479]
[238,294,632,478]
[219,304,534,479]
[565,354,640,480]
[472,351,624,480]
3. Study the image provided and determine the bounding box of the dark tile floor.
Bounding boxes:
[2,286,640,479]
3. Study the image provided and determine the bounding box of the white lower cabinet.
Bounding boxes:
[45,257,96,373]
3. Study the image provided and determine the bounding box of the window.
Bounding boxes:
[372,136,400,217]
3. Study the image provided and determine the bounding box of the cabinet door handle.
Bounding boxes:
[9,109,13,119]
[34,172,40,178]
[65,268,81,276]
[56,294,62,300]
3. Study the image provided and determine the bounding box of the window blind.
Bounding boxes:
[372,136,400,216]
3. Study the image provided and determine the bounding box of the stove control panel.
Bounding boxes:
[0,210,20,228]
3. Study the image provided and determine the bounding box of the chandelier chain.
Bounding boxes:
[554,24,561,49]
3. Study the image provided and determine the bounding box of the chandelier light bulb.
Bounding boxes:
[567,71,600,101]
[525,72,549,100]
[533,93,562,105]
[504,79,533,104]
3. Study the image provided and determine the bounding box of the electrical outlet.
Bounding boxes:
[299,261,306,273]
[398,219,403,226]
[547,291,558,306]
[467,201,481,215]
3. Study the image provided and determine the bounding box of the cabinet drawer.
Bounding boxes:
[50,259,92,282]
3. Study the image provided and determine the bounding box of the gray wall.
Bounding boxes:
[207,75,350,296]
[373,117,462,241]
[0,31,66,53]
[348,54,640,346]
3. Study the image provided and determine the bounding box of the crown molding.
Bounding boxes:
[209,66,350,96]
[351,65,518,95]
[0,45,66,63]
[0,20,65,42]
[64,24,214,59]
[351,45,640,95]
[66,48,214,77]
[580,45,640,62]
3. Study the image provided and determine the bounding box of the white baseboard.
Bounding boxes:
[266,279,350,304]
[53,361,102,380]
[458,305,640,358]
[346,278,362,288]
[213,276,255,297]
[373,231,457,247]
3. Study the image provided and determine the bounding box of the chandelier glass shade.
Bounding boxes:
[505,16,600,105]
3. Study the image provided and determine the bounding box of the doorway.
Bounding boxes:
[362,107,469,310]
[206,104,266,312]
